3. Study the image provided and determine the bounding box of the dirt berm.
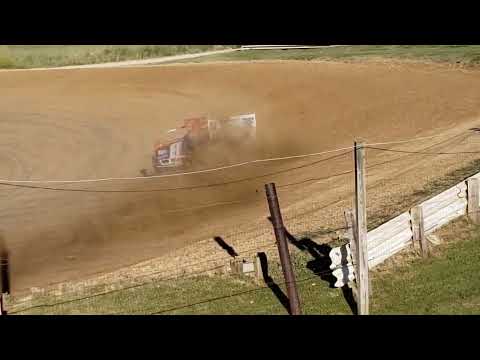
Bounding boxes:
[1,60,480,293]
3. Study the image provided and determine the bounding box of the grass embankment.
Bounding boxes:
[0,45,237,69]
[10,215,480,315]
[169,45,480,66]
[372,217,480,314]
[8,159,480,315]
[3,46,480,69]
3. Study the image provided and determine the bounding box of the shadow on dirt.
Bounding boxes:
[213,237,239,258]
[284,229,357,315]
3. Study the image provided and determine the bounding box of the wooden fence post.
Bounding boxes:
[411,205,428,257]
[265,183,302,315]
[254,253,264,285]
[354,141,369,315]
[467,178,480,224]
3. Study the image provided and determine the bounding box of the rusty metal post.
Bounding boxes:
[0,293,4,315]
[0,238,8,315]
[265,183,302,315]
[0,242,9,296]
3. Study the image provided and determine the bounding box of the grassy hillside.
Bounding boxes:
[0,45,236,69]
[168,45,480,66]
[3,46,480,69]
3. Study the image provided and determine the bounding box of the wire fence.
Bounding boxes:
[2,129,480,315]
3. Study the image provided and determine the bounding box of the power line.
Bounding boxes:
[364,133,453,146]
[9,219,351,314]
[110,271,335,315]
[0,147,354,184]
[278,170,353,188]
[366,146,480,155]
[364,132,472,171]
[0,151,350,193]
[9,231,440,315]
[146,268,346,315]
[11,235,381,315]
[0,132,459,185]
[7,264,225,314]
[144,245,432,315]
[5,132,474,314]
[96,133,476,213]
[8,139,461,194]
[159,197,262,214]
[8,242,280,314]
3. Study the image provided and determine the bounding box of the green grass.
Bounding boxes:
[0,46,14,68]
[8,216,480,315]
[0,45,237,69]
[4,46,480,69]
[167,45,480,66]
[371,218,480,314]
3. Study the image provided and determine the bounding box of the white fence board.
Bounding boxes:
[367,212,411,244]
[369,239,411,268]
[367,220,411,250]
[424,199,467,233]
[368,227,413,262]
[422,186,467,218]
[424,182,466,203]
[333,173,480,279]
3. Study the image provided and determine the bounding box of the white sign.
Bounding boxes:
[242,262,255,273]
[228,113,256,128]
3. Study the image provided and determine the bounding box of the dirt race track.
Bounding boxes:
[2,60,480,293]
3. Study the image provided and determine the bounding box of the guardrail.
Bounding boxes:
[330,172,480,287]
[240,45,347,50]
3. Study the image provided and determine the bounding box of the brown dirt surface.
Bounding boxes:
[1,60,480,294]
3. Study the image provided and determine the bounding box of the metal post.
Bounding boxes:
[0,293,4,315]
[0,241,9,296]
[354,141,369,315]
[265,183,302,315]
[0,239,8,315]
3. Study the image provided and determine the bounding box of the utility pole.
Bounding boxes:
[265,183,302,315]
[354,141,369,315]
